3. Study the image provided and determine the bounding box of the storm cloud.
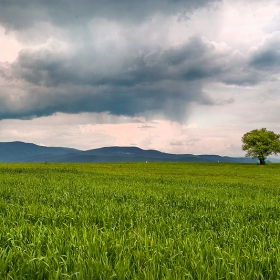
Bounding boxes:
[0,0,279,123]
[0,33,255,121]
[249,32,280,71]
[0,0,220,30]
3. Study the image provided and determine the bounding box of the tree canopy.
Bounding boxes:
[242,128,280,165]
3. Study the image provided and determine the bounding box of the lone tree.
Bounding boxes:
[242,128,280,165]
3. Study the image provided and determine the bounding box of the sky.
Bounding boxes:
[0,0,280,156]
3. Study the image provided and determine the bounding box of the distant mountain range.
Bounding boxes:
[1,141,278,163]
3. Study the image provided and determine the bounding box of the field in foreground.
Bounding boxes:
[0,162,280,279]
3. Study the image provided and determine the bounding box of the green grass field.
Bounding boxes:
[0,162,280,279]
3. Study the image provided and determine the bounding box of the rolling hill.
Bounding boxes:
[0,141,266,163]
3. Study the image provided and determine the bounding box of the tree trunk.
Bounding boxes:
[259,157,265,165]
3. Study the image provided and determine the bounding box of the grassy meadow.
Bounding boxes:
[0,162,280,279]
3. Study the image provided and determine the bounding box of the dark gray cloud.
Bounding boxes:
[0,0,220,31]
[1,0,279,123]
[251,50,280,69]
[0,35,229,121]
[11,36,225,87]
[1,31,276,122]
[249,33,280,71]
[215,33,280,86]
[0,74,207,122]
